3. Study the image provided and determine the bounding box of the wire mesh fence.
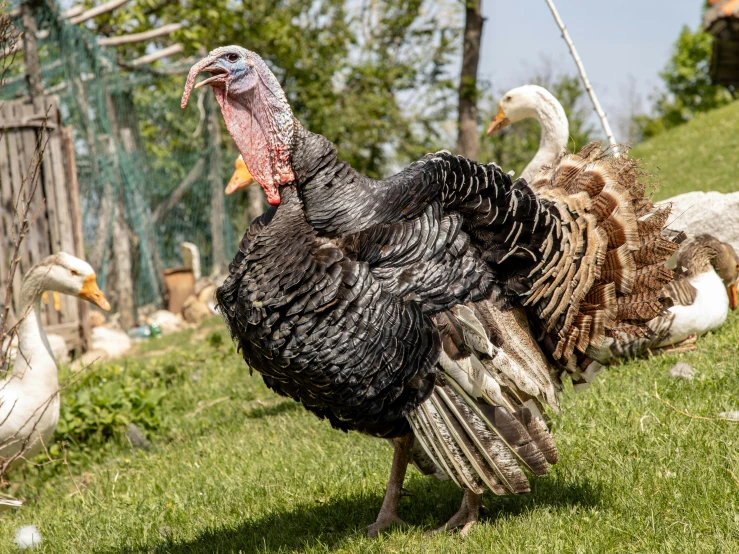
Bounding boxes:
[1,1,238,318]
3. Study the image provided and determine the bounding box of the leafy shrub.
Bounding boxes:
[207,331,224,348]
[55,362,169,451]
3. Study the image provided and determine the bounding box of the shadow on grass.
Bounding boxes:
[106,473,604,554]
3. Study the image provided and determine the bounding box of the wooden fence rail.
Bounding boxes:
[0,95,90,352]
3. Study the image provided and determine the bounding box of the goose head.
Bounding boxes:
[24,253,110,311]
[712,242,739,310]
[678,235,739,311]
[486,85,568,136]
[225,155,255,195]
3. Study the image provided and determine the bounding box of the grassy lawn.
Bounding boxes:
[2,119,739,552]
[0,310,737,553]
[631,100,739,201]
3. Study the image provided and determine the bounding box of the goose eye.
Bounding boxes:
[71,269,79,277]
[226,53,239,63]
[504,95,512,102]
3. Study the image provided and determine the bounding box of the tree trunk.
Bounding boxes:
[112,205,134,330]
[456,0,484,160]
[205,88,228,276]
[20,0,43,98]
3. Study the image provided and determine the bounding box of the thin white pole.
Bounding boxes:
[544,0,617,146]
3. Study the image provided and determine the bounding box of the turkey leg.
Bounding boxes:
[434,489,482,537]
[366,434,413,538]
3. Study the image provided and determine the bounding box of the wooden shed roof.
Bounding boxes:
[705,0,739,35]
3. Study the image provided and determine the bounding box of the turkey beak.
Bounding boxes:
[182,54,224,109]
[728,282,738,310]
[486,105,511,136]
[78,274,111,311]
[225,158,255,195]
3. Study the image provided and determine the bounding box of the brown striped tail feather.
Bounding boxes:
[526,143,681,384]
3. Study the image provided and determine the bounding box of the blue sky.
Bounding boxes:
[478,1,705,138]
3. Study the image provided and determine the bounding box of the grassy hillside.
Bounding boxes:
[631,100,739,201]
[1,313,738,553]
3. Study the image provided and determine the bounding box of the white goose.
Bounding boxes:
[651,235,739,348]
[0,253,109,471]
[486,84,569,182]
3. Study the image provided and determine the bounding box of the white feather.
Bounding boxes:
[14,525,42,549]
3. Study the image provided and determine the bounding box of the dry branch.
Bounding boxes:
[543,0,617,146]
[6,5,83,20]
[152,157,205,222]
[127,43,183,67]
[654,383,739,424]
[98,23,183,46]
[68,0,132,25]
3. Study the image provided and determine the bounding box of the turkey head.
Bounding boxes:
[182,46,294,206]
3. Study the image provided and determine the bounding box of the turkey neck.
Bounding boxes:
[11,269,58,391]
[522,99,569,182]
[288,123,378,236]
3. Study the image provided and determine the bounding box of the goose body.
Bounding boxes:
[0,253,109,468]
[658,270,729,346]
[603,235,739,359]
[653,235,738,347]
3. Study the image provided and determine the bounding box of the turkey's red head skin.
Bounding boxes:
[182,47,295,206]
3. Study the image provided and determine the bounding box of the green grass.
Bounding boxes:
[0,311,738,553]
[3,115,739,552]
[631,100,739,201]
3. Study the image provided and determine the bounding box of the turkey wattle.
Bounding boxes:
[182,45,680,536]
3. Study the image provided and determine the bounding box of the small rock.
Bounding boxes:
[70,348,110,371]
[127,423,152,449]
[181,295,211,325]
[718,411,739,421]
[657,191,739,252]
[669,362,695,380]
[146,310,185,335]
[91,326,132,359]
[14,525,42,549]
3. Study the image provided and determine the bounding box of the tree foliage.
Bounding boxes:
[636,26,734,139]
[81,0,460,178]
[478,70,595,176]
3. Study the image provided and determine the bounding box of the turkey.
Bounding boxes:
[181,46,680,536]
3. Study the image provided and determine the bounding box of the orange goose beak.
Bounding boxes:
[728,282,738,310]
[486,105,511,136]
[78,274,111,311]
[225,156,255,195]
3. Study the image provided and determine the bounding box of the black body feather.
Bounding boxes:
[217,126,560,437]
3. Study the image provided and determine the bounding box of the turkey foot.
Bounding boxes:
[366,435,412,538]
[433,489,483,537]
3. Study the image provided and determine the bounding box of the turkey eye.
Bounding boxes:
[226,53,239,63]
[71,269,79,276]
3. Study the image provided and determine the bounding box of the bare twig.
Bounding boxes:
[185,396,230,418]
[654,383,739,424]
[543,0,617,147]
